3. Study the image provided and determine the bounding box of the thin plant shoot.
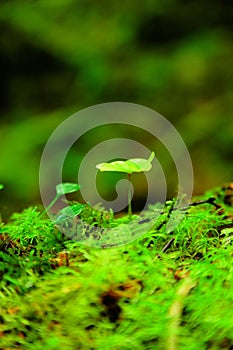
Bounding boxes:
[40,183,80,218]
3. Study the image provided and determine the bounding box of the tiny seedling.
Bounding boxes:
[55,203,85,224]
[40,183,80,218]
[0,184,4,190]
[96,152,155,218]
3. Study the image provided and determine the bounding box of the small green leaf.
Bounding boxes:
[40,183,81,218]
[60,204,84,217]
[56,183,80,196]
[0,184,4,190]
[96,152,155,174]
[55,204,85,224]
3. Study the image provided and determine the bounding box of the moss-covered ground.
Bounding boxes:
[0,185,233,350]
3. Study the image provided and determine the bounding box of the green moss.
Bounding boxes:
[0,185,233,349]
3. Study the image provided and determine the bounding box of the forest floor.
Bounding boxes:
[0,184,233,350]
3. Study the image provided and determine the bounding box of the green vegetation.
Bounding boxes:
[40,183,81,218]
[0,3,232,347]
[96,152,155,218]
[0,184,233,349]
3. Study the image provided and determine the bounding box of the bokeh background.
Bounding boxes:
[0,0,232,215]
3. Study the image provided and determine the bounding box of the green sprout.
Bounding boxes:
[40,183,80,218]
[96,152,155,219]
[0,184,4,190]
[55,203,85,225]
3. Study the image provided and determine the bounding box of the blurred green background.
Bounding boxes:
[0,0,232,215]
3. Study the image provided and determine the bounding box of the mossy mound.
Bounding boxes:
[0,185,233,349]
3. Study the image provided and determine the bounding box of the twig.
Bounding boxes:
[155,238,175,260]
[179,197,221,211]
[166,277,196,350]
[161,237,175,253]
